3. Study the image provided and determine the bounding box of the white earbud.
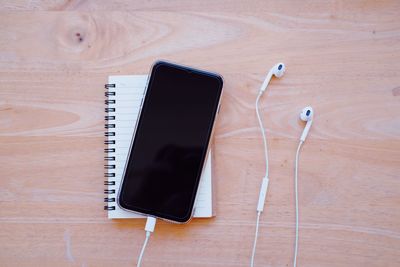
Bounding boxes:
[259,63,286,93]
[299,106,313,142]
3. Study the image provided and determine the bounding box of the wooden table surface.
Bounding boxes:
[1,1,400,266]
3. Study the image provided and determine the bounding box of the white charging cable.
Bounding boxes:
[137,216,157,267]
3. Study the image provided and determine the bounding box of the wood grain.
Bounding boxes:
[0,1,399,266]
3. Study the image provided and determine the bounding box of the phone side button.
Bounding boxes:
[217,104,221,113]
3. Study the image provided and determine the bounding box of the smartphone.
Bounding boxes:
[118,61,223,223]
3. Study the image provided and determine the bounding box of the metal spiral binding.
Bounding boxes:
[104,83,116,211]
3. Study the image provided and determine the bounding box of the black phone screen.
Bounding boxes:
[118,61,223,223]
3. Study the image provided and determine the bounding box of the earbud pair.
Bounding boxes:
[260,63,314,141]
[251,63,314,267]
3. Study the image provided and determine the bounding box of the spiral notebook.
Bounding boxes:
[104,75,215,219]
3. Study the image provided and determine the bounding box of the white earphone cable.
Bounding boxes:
[293,140,303,267]
[250,211,261,267]
[250,92,269,267]
[250,63,285,267]
[255,92,269,179]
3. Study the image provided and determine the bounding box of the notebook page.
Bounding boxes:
[106,75,213,219]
